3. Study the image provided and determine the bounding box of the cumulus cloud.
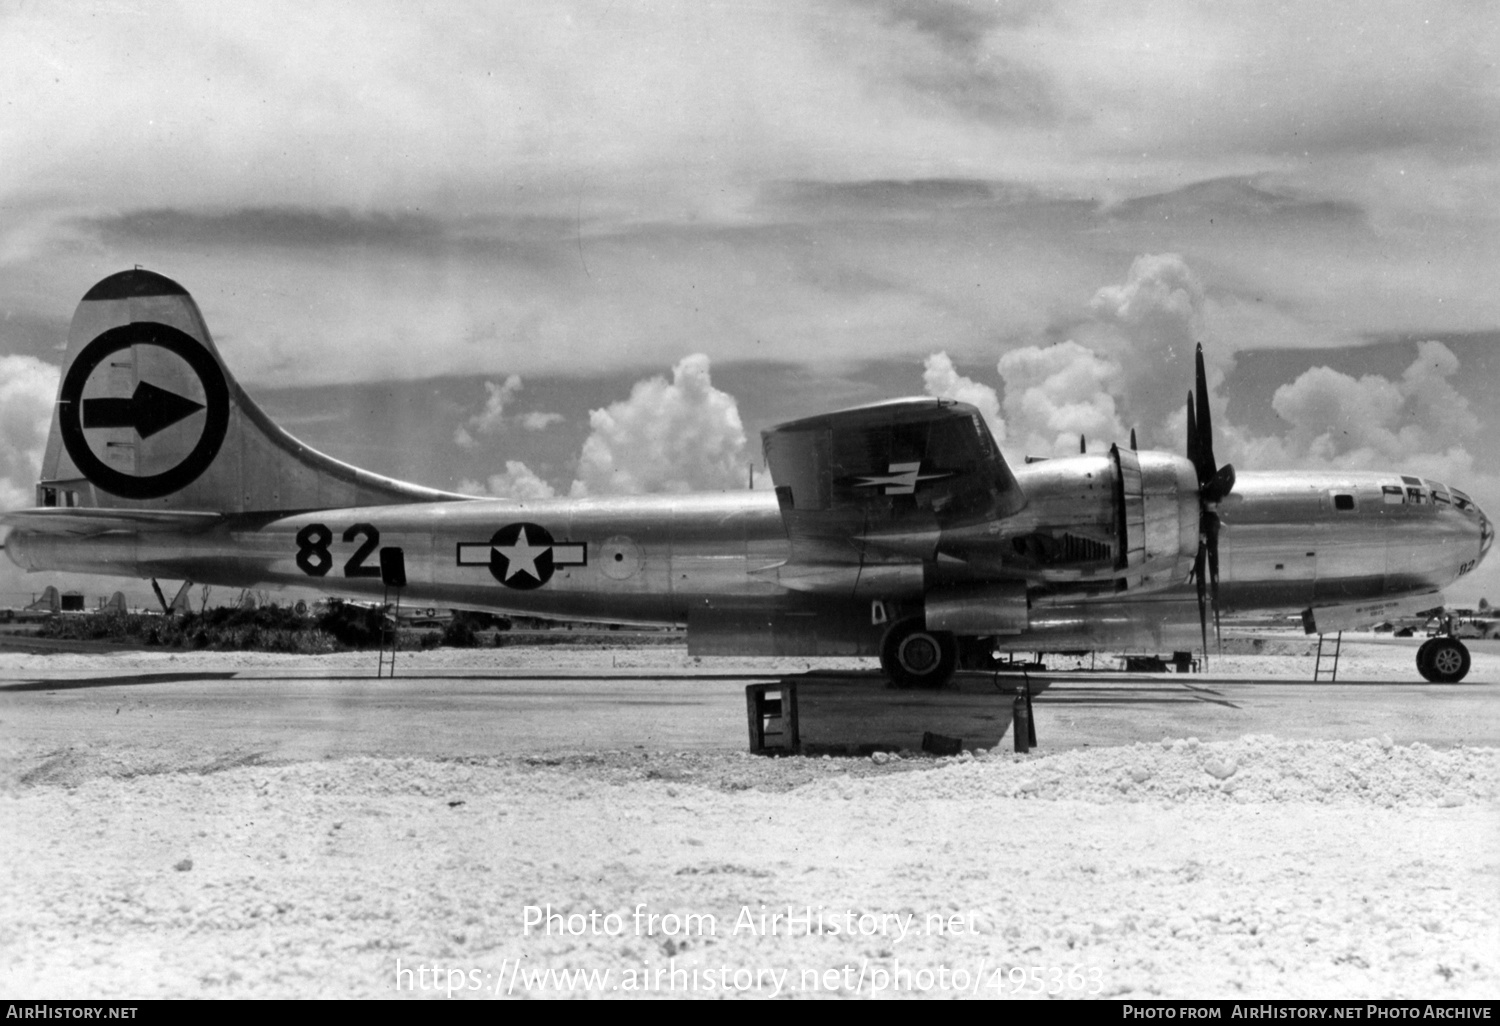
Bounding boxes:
[569,355,750,496]
[919,341,1131,461]
[922,351,1005,443]
[912,255,1490,491]
[1245,341,1480,471]
[0,356,60,512]
[998,341,1129,458]
[454,376,563,445]
[917,256,1212,459]
[520,411,565,432]
[451,355,752,500]
[1083,252,1223,442]
[459,461,558,501]
[473,376,523,432]
[930,252,1236,456]
[1089,252,1205,345]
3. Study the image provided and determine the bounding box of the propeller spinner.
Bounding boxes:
[1186,344,1236,661]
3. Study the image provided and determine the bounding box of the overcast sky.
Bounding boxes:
[1,0,1496,602]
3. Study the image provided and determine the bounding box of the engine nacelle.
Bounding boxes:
[938,446,1199,601]
[925,580,1028,634]
[1113,448,1201,594]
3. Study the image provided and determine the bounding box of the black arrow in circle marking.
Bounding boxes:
[59,322,230,500]
[82,380,205,438]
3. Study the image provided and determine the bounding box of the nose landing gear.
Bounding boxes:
[1416,635,1471,683]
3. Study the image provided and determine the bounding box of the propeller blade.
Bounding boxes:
[1182,344,1233,664]
[1186,393,1200,480]
[1195,343,1216,478]
[1130,427,1138,451]
[1205,512,1223,648]
[1192,536,1209,666]
[1080,434,1086,454]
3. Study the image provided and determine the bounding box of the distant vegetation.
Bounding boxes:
[32,601,682,652]
[40,600,352,653]
[36,600,451,653]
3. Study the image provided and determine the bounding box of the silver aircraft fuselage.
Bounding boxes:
[9,462,1488,655]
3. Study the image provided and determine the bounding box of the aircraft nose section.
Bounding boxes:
[1450,487,1492,569]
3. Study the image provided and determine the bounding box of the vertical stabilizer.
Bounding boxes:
[25,585,60,612]
[37,269,464,514]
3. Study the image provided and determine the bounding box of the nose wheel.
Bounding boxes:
[1416,636,1471,683]
[880,618,957,689]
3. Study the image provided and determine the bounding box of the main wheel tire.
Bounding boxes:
[1415,638,1437,677]
[1418,637,1471,683]
[880,618,957,689]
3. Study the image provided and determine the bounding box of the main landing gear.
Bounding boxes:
[879,618,957,689]
[1416,635,1471,683]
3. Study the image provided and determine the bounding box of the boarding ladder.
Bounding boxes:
[376,589,401,678]
[1313,631,1342,682]
[375,547,407,678]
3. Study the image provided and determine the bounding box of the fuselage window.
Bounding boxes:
[1333,494,1355,511]
[1382,485,1404,504]
[1406,487,1425,505]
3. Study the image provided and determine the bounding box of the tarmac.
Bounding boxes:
[2,635,1496,760]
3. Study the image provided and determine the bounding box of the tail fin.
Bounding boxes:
[24,585,59,612]
[37,269,462,514]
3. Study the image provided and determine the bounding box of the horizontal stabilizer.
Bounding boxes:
[0,507,224,536]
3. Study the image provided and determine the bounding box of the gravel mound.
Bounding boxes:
[3,736,1496,999]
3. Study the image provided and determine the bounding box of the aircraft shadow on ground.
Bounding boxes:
[232,671,798,683]
[0,667,1477,694]
[799,670,1244,708]
[0,670,796,689]
[957,670,1492,692]
[0,671,239,692]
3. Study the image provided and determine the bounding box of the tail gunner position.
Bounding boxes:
[3,270,1492,685]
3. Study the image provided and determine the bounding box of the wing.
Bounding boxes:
[761,398,1026,593]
